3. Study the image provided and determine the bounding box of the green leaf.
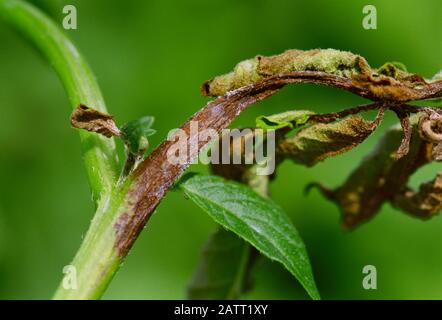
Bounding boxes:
[256,110,314,130]
[188,228,254,300]
[120,116,156,154]
[179,174,320,300]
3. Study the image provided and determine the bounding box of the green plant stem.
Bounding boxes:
[53,179,134,299]
[0,0,119,201]
[0,0,125,299]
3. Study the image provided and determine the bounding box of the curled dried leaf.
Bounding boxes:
[276,114,382,167]
[419,111,442,143]
[70,104,121,138]
[419,112,442,161]
[310,116,434,229]
[392,173,442,219]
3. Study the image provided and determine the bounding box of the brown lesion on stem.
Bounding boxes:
[113,85,278,257]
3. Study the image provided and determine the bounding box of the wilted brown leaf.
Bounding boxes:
[311,116,435,229]
[392,173,442,219]
[276,114,383,167]
[70,104,121,138]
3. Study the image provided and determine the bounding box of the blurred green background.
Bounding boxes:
[0,0,441,299]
